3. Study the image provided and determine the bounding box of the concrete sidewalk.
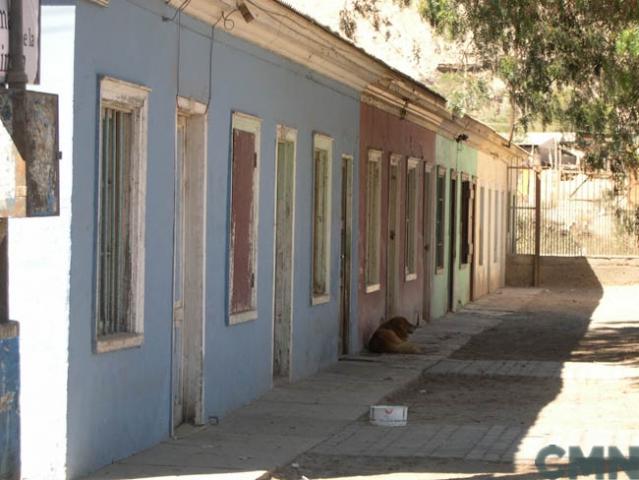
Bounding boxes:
[85,288,541,480]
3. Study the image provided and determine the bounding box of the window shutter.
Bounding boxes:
[230,128,257,314]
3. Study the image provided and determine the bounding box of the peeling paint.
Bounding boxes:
[0,89,59,218]
[0,391,15,413]
[0,331,20,480]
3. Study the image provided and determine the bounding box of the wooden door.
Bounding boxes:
[273,134,295,380]
[172,115,187,428]
[339,156,353,355]
[422,166,433,322]
[448,173,457,311]
[386,156,400,318]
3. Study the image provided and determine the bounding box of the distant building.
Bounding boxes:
[518,132,584,172]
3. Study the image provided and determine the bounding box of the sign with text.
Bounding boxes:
[0,0,40,84]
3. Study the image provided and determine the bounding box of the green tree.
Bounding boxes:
[419,0,639,171]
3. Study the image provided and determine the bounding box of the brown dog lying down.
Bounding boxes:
[368,316,421,354]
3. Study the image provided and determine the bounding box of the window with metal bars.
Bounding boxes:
[365,149,382,291]
[95,76,149,352]
[404,159,419,280]
[311,134,332,303]
[97,106,133,337]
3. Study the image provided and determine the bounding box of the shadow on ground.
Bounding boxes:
[271,260,614,480]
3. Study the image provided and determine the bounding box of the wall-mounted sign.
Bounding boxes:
[0,0,40,84]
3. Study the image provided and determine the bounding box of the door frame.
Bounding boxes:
[386,154,401,319]
[171,97,207,433]
[271,125,297,382]
[339,154,353,355]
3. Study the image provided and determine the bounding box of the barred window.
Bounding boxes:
[404,158,419,280]
[95,77,149,353]
[365,150,382,291]
[311,134,332,304]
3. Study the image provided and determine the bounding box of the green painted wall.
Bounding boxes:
[431,135,478,319]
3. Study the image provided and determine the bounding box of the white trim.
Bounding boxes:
[311,294,330,306]
[177,96,207,115]
[311,133,333,304]
[95,333,144,354]
[314,132,333,152]
[230,310,259,324]
[95,76,149,352]
[228,112,261,325]
[277,124,297,143]
[365,283,381,294]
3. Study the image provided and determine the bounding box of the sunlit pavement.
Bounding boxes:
[84,287,639,480]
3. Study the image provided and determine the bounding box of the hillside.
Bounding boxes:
[285,0,512,132]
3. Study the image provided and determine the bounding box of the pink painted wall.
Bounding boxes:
[358,102,436,347]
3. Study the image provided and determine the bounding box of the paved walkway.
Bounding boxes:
[87,286,639,480]
[86,288,540,479]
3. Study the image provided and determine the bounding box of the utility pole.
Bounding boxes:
[0,2,28,478]
[0,218,7,324]
[1,0,26,328]
[533,168,542,287]
[7,0,27,88]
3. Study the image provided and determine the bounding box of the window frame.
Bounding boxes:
[94,76,150,354]
[228,112,261,325]
[311,133,333,305]
[404,157,419,281]
[365,149,382,293]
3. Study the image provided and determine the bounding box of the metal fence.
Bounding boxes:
[508,167,639,257]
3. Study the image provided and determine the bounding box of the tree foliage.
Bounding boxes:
[419,0,639,171]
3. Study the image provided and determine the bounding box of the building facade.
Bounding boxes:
[8,1,526,478]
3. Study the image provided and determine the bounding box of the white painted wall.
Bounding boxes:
[473,151,508,299]
[8,6,75,479]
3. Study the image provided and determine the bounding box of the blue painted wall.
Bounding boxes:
[65,0,360,477]
[0,329,19,480]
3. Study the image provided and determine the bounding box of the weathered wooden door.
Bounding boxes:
[448,173,457,311]
[422,165,433,322]
[273,132,295,381]
[386,156,400,318]
[172,108,206,430]
[469,180,477,300]
[339,156,353,355]
[172,114,187,428]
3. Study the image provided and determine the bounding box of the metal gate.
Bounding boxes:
[508,167,639,257]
